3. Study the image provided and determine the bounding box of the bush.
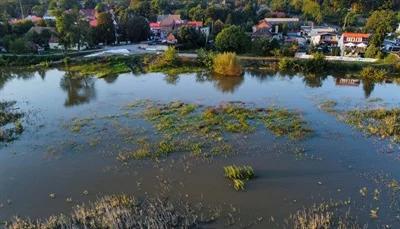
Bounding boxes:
[273,43,298,57]
[149,46,179,70]
[197,48,215,70]
[9,38,32,54]
[212,52,243,76]
[278,52,327,73]
[251,38,280,56]
[365,44,382,59]
[383,53,400,71]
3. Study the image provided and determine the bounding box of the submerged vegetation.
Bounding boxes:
[345,108,400,142]
[288,199,362,229]
[0,101,24,143]
[6,194,218,228]
[115,100,312,162]
[224,165,255,191]
[319,100,400,143]
[212,52,243,77]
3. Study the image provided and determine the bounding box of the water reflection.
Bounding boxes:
[363,81,375,98]
[302,73,328,88]
[2,68,400,103]
[103,75,119,84]
[164,75,180,85]
[194,73,244,93]
[0,69,36,90]
[60,76,96,107]
[211,75,244,93]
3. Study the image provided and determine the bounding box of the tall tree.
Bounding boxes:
[56,10,90,50]
[118,9,150,43]
[302,0,323,23]
[93,12,115,45]
[365,10,396,47]
[215,25,250,53]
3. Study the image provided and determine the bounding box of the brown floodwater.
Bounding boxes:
[1,69,400,228]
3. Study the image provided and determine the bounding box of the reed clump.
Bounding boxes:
[224,165,255,191]
[6,194,218,228]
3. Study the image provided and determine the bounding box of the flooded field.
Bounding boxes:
[1,69,400,228]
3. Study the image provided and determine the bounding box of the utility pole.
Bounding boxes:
[18,0,24,18]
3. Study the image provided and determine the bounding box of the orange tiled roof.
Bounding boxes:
[342,32,370,38]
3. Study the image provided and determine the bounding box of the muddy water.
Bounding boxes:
[1,69,400,227]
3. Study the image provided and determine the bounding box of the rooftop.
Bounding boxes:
[342,32,370,38]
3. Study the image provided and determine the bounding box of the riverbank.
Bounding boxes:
[2,50,400,82]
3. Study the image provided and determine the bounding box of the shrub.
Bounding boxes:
[383,53,400,71]
[212,52,243,76]
[9,38,32,54]
[251,38,280,56]
[197,48,215,70]
[273,43,298,57]
[149,46,179,71]
[365,44,382,59]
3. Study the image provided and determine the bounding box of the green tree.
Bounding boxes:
[151,0,171,14]
[302,0,323,23]
[118,10,150,43]
[56,10,90,50]
[50,0,79,10]
[365,10,396,47]
[9,38,30,54]
[177,26,205,49]
[93,12,115,45]
[270,0,287,11]
[11,19,33,36]
[25,29,52,48]
[189,5,205,21]
[130,0,154,19]
[0,20,10,38]
[215,25,250,53]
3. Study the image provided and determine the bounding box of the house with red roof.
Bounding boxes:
[150,15,204,41]
[339,32,370,56]
[252,20,273,39]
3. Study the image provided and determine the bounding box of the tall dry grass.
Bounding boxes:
[212,52,243,76]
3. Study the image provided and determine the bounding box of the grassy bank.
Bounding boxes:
[61,49,203,78]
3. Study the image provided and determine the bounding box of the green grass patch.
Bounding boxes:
[65,61,131,78]
[224,165,255,191]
